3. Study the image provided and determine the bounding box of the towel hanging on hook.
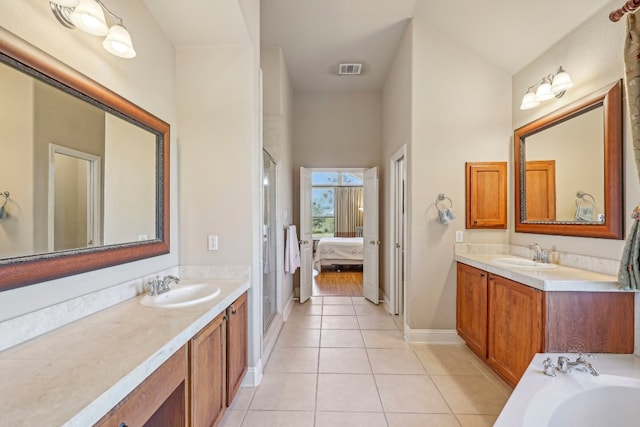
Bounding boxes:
[0,191,9,220]
[435,193,456,224]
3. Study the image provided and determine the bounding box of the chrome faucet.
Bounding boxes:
[556,354,599,376]
[145,275,180,296]
[528,243,550,263]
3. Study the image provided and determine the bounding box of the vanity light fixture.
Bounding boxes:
[519,66,574,110]
[49,0,136,59]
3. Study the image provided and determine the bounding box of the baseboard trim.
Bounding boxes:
[242,358,263,387]
[404,327,464,344]
[283,295,295,322]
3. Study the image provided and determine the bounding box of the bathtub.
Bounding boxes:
[495,353,640,427]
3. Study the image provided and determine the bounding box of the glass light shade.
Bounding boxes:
[520,91,540,110]
[49,0,80,6]
[535,79,555,101]
[551,68,574,94]
[70,0,109,36]
[103,25,136,58]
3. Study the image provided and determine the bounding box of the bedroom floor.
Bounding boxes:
[312,267,363,296]
[219,296,511,427]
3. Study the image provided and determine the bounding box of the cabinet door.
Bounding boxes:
[190,313,226,427]
[227,292,248,406]
[487,275,542,387]
[465,162,507,229]
[456,263,488,358]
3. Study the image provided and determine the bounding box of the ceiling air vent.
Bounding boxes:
[338,63,363,75]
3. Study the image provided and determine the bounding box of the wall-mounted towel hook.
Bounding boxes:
[435,193,453,210]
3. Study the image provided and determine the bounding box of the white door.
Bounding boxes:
[390,146,406,315]
[299,167,313,303]
[363,167,379,304]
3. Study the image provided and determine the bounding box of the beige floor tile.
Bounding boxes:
[361,330,408,349]
[264,347,318,373]
[354,304,388,316]
[357,315,399,330]
[432,375,509,415]
[375,374,451,413]
[316,373,383,412]
[323,304,356,316]
[412,344,485,376]
[250,373,317,411]
[276,327,320,348]
[289,303,323,316]
[351,297,369,305]
[456,414,498,427]
[218,409,245,427]
[309,296,323,304]
[458,346,513,396]
[367,348,426,374]
[283,315,321,329]
[315,411,388,427]
[386,413,462,427]
[227,386,255,411]
[322,315,359,329]
[320,329,364,347]
[323,296,354,305]
[241,410,315,427]
[319,348,371,373]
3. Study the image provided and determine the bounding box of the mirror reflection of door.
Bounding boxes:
[525,160,556,221]
[48,144,101,252]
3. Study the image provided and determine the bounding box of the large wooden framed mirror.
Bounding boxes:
[0,28,169,291]
[514,80,623,239]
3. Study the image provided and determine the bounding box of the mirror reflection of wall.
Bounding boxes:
[524,106,604,222]
[0,56,157,260]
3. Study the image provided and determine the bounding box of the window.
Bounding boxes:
[312,188,334,238]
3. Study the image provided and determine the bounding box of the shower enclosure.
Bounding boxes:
[262,150,277,333]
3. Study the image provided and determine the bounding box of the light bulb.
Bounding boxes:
[551,67,574,94]
[70,0,108,36]
[520,90,540,110]
[535,78,554,101]
[103,25,136,58]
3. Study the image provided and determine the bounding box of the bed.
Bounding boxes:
[313,237,364,271]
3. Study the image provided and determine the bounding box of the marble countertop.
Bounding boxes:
[495,353,640,426]
[0,277,249,427]
[455,253,623,292]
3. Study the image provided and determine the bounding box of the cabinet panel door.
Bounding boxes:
[227,292,248,405]
[456,263,488,358]
[487,275,542,386]
[190,313,226,427]
[465,162,507,229]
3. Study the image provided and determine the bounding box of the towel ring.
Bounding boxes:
[436,193,453,210]
[0,191,9,208]
[575,191,596,207]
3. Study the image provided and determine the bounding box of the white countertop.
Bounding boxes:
[455,253,624,292]
[495,353,640,427]
[0,277,249,427]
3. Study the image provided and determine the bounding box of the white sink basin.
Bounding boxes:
[140,283,221,308]
[494,257,557,269]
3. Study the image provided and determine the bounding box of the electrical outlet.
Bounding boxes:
[208,235,218,251]
[455,230,463,243]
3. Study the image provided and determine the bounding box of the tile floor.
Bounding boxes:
[220,296,512,427]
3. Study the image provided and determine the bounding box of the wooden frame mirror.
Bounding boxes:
[0,28,170,291]
[514,80,623,239]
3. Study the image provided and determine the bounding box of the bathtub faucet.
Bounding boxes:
[557,354,599,376]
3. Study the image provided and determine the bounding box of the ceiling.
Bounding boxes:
[145,0,619,92]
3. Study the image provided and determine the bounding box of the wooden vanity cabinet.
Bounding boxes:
[487,274,543,386]
[95,345,188,427]
[190,313,227,427]
[465,162,507,229]
[456,263,488,359]
[226,292,248,405]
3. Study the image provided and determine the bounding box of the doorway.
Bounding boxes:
[262,150,278,333]
[299,167,379,303]
[389,145,406,320]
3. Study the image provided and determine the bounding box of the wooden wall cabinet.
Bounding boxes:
[95,345,188,427]
[465,162,507,229]
[456,262,634,387]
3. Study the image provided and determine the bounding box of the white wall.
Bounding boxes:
[262,46,295,310]
[0,0,178,321]
[511,0,634,260]
[406,7,512,330]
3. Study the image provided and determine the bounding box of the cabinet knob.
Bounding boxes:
[231,305,237,315]
[119,423,128,427]
[223,314,229,321]
[480,273,485,278]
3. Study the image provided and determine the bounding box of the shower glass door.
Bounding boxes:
[263,151,277,332]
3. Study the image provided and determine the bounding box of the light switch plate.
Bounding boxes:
[455,230,463,242]
[208,235,218,251]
